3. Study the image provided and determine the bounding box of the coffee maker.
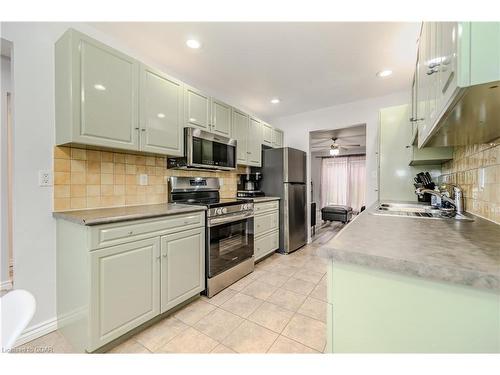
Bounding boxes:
[237,173,265,197]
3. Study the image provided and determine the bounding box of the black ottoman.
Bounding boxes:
[321,205,353,224]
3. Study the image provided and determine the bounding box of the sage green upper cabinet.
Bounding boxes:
[261,122,273,146]
[211,99,232,137]
[184,86,210,131]
[416,22,500,147]
[160,227,205,313]
[55,29,140,151]
[247,117,263,166]
[273,128,284,148]
[232,109,249,164]
[140,65,183,156]
[438,22,459,112]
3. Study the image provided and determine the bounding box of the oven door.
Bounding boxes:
[207,216,254,278]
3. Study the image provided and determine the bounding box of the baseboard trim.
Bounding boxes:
[14,317,58,348]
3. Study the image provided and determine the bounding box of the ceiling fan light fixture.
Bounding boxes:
[330,146,340,156]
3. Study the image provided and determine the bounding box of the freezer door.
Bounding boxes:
[283,183,307,253]
[284,148,306,183]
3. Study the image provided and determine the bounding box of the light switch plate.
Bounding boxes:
[38,170,52,186]
[139,174,148,186]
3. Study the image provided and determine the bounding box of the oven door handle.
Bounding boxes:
[207,212,254,227]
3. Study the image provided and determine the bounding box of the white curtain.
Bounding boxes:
[320,155,366,211]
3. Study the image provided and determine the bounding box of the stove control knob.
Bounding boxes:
[243,204,249,210]
[221,207,227,214]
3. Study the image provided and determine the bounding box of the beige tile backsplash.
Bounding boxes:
[440,140,500,224]
[53,146,245,211]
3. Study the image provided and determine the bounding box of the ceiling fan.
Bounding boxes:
[328,137,361,156]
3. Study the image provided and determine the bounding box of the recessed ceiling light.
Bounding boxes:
[376,70,393,78]
[270,98,280,104]
[186,39,201,49]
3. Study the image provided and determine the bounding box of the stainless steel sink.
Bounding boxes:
[371,202,474,221]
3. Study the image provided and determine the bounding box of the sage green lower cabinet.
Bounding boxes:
[254,200,280,261]
[326,261,500,353]
[89,238,160,350]
[160,228,205,313]
[56,211,205,352]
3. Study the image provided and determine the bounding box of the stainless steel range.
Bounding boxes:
[169,177,255,297]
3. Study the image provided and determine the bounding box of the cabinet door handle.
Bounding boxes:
[127,231,134,236]
[162,253,167,258]
[156,255,161,261]
[141,128,146,132]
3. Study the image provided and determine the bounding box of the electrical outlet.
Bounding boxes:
[38,170,52,187]
[139,174,148,186]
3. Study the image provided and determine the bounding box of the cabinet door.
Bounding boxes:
[89,238,160,350]
[232,109,249,164]
[417,24,430,147]
[439,22,459,110]
[273,128,284,148]
[261,123,273,146]
[247,117,262,166]
[75,33,140,150]
[427,22,440,131]
[160,227,205,313]
[211,99,232,137]
[140,65,183,156]
[185,86,210,131]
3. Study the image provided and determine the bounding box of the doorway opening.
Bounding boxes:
[309,124,366,240]
[1,38,13,291]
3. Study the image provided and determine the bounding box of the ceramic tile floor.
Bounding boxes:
[16,232,341,354]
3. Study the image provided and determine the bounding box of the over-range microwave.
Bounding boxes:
[167,128,237,171]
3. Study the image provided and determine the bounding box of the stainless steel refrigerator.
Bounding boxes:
[260,147,307,254]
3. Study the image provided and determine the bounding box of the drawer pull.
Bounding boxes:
[128,231,133,236]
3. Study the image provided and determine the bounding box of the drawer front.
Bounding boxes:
[254,200,279,215]
[255,211,279,237]
[90,212,205,250]
[254,229,279,261]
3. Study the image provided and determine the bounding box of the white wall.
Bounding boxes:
[272,91,409,241]
[1,53,12,288]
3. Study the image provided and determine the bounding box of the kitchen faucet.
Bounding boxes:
[415,185,464,214]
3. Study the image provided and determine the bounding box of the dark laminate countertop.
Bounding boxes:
[319,202,500,291]
[53,203,207,226]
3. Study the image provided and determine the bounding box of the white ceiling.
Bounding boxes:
[310,124,366,154]
[90,22,420,120]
